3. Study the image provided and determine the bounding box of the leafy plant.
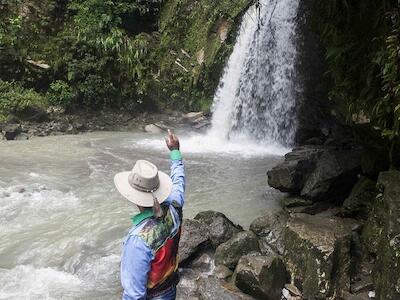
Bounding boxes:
[47,80,76,107]
[0,80,47,119]
[311,0,400,165]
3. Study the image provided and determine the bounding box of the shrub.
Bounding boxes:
[76,75,118,108]
[47,80,76,107]
[0,80,47,120]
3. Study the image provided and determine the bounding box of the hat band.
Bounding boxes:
[128,173,160,193]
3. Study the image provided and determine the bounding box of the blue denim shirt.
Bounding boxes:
[121,151,185,300]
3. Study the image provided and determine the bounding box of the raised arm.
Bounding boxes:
[165,130,185,207]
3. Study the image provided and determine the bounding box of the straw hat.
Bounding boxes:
[114,160,172,207]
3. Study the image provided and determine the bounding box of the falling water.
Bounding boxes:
[208,0,300,147]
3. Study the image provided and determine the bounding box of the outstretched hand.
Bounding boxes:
[165,129,180,151]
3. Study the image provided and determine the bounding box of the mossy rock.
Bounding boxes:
[283,213,360,299]
[233,253,288,300]
[341,176,377,219]
[215,231,260,270]
[363,171,400,300]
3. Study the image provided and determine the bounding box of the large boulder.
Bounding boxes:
[194,211,242,248]
[300,148,362,200]
[215,231,260,270]
[197,277,254,300]
[267,146,323,193]
[284,213,360,299]
[249,211,287,255]
[179,219,209,263]
[233,253,288,300]
[268,146,363,202]
[341,176,377,219]
[363,171,400,299]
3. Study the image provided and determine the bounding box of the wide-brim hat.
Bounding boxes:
[114,160,172,207]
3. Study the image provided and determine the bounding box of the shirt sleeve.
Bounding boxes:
[121,234,154,300]
[165,150,185,207]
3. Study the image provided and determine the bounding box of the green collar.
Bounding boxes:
[131,209,154,225]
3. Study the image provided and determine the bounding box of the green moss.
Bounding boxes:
[154,0,252,110]
[361,171,400,299]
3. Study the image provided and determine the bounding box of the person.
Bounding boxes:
[114,130,185,300]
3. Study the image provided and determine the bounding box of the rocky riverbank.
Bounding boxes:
[0,108,211,141]
[177,127,399,300]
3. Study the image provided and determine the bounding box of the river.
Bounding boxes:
[0,130,285,299]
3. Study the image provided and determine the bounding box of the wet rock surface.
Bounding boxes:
[267,145,362,202]
[197,277,255,300]
[300,148,362,200]
[233,252,287,300]
[194,210,243,248]
[267,146,323,193]
[179,219,210,263]
[215,231,261,270]
[249,211,287,255]
[365,171,400,299]
[283,213,360,299]
[341,176,377,219]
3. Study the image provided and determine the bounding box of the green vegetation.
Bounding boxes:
[0,80,47,122]
[311,0,400,165]
[0,0,251,118]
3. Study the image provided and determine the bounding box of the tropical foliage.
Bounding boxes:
[0,0,250,114]
[312,0,400,164]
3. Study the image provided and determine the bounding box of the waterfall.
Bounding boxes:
[207,0,300,147]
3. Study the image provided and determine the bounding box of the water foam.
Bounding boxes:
[128,133,288,157]
[0,184,79,231]
[0,265,82,299]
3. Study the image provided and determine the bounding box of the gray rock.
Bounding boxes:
[249,211,287,255]
[14,133,29,140]
[3,124,22,140]
[191,252,213,271]
[281,196,313,208]
[178,219,209,263]
[284,201,338,216]
[284,283,302,297]
[213,265,233,279]
[363,171,400,299]
[267,146,323,193]
[144,124,164,133]
[197,277,255,300]
[215,231,260,270]
[341,176,377,218]
[176,268,201,300]
[195,211,242,248]
[182,112,204,123]
[284,213,360,299]
[233,253,287,300]
[268,146,363,202]
[300,148,362,200]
